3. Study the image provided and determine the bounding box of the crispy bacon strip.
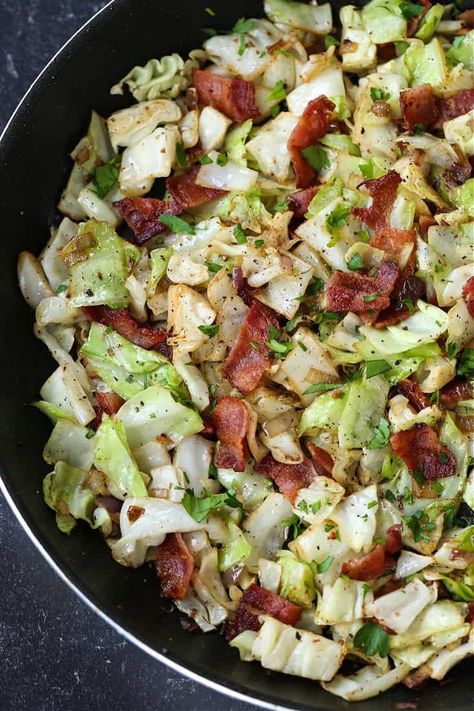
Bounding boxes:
[155,533,194,600]
[224,584,302,640]
[288,186,319,219]
[192,68,260,123]
[440,377,472,410]
[459,9,474,27]
[326,261,399,313]
[419,215,437,238]
[222,302,280,395]
[373,270,425,328]
[400,84,439,133]
[82,306,171,356]
[243,584,302,624]
[95,391,125,415]
[434,89,474,130]
[115,198,181,244]
[390,424,456,480]
[397,379,430,412]
[116,166,226,244]
[371,227,415,261]
[385,524,403,555]
[93,391,125,429]
[224,603,261,641]
[166,165,226,210]
[232,267,256,307]
[342,545,386,581]
[306,442,334,476]
[288,96,335,189]
[213,396,250,472]
[353,171,402,232]
[463,275,474,318]
[255,454,315,503]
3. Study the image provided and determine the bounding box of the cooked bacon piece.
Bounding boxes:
[222,302,280,395]
[82,306,171,356]
[353,171,402,232]
[93,391,125,429]
[288,96,335,189]
[342,545,386,581]
[255,454,315,503]
[95,391,125,415]
[232,267,256,307]
[377,43,397,62]
[115,197,181,244]
[434,89,474,130]
[224,602,261,641]
[463,275,474,318]
[440,377,472,410]
[192,68,260,123]
[288,186,319,219]
[467,602,474,624]
[242,584,302,625]
[419,215,437,238]
[390,424,457,480]
[385,524,403,555]
[213,396,250,472]
[459,9,474,27]
[166,164,226,210]
[397,379,430,412]
[326,261,399,313]
[306,442,334,476]
[371,227,415,261]
[373,271,425,328]
[155,533,194,600]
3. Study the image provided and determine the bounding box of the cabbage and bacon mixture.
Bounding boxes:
[17,0,474,701]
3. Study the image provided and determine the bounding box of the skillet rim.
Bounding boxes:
[0,2,472,710]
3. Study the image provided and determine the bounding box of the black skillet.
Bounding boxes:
[0,0,472,708]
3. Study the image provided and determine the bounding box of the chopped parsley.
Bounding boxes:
[176,142,188,168]
[457,348,474,377]
[160,215,195,234]
[93,155,121,199]
[56,284,68,295]
[216,152,228,167]
[362,292,380,303]
[370,87,391,102]
[324,35,340,48]
[402,298,416,314]
[412,469,425,488]
[198,324,219,337]
[400,1,424,19]
[303,383,341,395]
[255,239,265,248]
[205,260,223,273]
[353,622,390,658]
[326,204,350,245]
[282,514,304,541]
[447,342,458,359]
[368,417,390,450]
[273,200,290,213]
[199,155,213,165]
[347,254,364,271]
[405,510,436,543]
[395,41,410,54]
[182,488,242,523]
[233,223,247,244]
[316,555,334,574]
